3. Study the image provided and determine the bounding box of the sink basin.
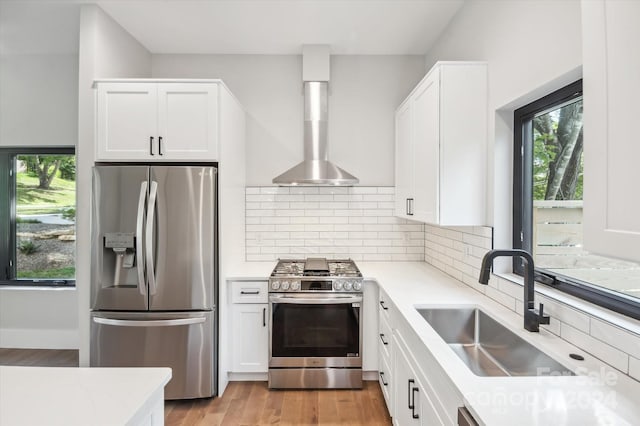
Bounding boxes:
[417,307,574,377]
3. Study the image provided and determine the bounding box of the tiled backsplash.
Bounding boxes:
[424,224,640,382]
[245,186,424,262]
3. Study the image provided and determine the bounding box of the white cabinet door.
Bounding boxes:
[96,83,157,161]
[394,333,444,426]
[411,70,440,224]
[157,83,219,160]
[582,0,640,262]
[393,334,421,426]
[231,304,268,373]
[395,101,413,218]
[393,62,487,226]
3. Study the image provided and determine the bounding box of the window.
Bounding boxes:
[514,80,640,320]
[0,147,76,286]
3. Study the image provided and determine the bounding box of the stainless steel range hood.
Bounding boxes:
[272,50,358,186]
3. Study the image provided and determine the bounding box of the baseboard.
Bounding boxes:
[227,371,380,382]
[363,370,379,381]
[228,372,268,381]
[0,328,78,349]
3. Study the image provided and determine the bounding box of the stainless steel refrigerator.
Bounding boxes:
[90,165,217,400]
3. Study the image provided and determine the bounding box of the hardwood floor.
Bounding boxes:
[165,381,392,426]
[0,348,78,367]
[0,349,391,425]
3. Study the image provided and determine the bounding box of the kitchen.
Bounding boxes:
[1,0,640,425]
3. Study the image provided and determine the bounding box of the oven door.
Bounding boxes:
[269,293,362,368]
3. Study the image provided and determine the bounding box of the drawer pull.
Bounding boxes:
[379,371,388,386]
[240,290,260,295]
[411,386,420,419]
[379,333,389,345]
[379,300,388,310]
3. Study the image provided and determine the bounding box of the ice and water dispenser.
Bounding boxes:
[103,232,136,287]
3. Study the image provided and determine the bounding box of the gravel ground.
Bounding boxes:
[16,223,75,272]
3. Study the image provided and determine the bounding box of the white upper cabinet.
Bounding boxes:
[582,0,640,262]
[394,62,487,226]
[96,81,219,161]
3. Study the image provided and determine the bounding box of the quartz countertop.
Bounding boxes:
[359,262,639,426]
[0,366,171,426]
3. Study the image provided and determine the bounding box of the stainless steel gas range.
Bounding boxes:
[268,258,363,389]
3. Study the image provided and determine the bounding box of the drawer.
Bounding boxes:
[230,281,268,303]
[378,290,392,322]
[378,311,393,361]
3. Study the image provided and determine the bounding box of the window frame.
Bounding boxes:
[0,146,76,287]
[513,79,640,321]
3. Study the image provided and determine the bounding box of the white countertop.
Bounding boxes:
[0,366,171,426]
[360,262,640,426]
[226,260,640,425]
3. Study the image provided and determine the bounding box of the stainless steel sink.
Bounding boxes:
[417,307,574,377]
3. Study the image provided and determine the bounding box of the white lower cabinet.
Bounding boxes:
[378,287,461,425]
[230,281,269,373]
[393,331,444,426]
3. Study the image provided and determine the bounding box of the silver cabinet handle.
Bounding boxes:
[146,181,158,295]
[158,136,163,156]
[136,181,147,296]
[269,295,362,304]
[240,290,260,295]
[93,317,205,327]
[149,136,155,156]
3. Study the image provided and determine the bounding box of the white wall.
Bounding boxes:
[423,0,583,267]
[76,4,151,365]
[0,54,78,147]
[0,288,78,349]
[152,54,425,186]
[0,6,80,348]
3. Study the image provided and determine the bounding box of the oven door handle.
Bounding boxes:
[269,295,362,304]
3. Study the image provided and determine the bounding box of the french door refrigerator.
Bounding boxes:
[90,165,217,400]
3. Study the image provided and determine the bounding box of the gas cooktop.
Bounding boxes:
[269,258,363,292]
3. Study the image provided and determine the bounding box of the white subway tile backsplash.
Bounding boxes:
[590,318,640,360]
[629,357,640,382]
[246,186,423,261]
[561,323,629,373]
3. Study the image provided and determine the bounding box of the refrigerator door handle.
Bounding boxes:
[146,180,158,296]
[136,181,148,296]
[93,317,206,327]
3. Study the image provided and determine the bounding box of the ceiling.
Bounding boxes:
[0,0,465,56]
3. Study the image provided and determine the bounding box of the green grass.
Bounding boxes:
[17,266,75,279]
[16,172,75,215]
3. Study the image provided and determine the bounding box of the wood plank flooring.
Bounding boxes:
[0,348,78,367]
[165,381,392,426]
[0,349,391,425]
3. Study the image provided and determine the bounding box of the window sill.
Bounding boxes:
[495,272,640,335]
[0,284,76,291]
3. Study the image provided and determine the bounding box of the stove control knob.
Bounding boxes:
[281,280,290,291]
[334,280,344,291]
[353,281,362,291]
[271,281,280,290]
[291,280,300,291]
[344,281,353,291]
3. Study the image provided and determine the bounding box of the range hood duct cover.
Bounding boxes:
[272,81,359,186]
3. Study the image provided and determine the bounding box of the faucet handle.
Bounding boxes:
[538,303,550,324]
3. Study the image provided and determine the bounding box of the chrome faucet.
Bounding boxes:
[478,249,550,332]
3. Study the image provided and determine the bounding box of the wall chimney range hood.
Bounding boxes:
[272,46,359,186]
